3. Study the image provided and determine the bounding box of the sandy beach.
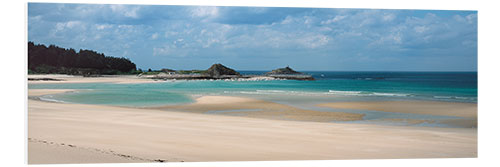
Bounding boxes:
[28,74,161,84]
[27,84,477,164]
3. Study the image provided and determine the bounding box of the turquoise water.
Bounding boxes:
[28,71,477,107]
[28,72,477,127]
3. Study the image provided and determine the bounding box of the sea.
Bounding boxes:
[28,71,477,107]
[28,71,477,127]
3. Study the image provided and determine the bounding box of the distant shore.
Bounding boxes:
[28,74,163,84]
[140,73,315,81]
[27,77,477,163]
[27,74,314,85]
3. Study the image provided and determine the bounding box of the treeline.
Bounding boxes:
[28,42,139,75]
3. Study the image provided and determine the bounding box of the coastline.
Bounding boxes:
[28,87,477,163]
[27,72,315,85]
[27,74,162,84]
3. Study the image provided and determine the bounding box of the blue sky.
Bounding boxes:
[28,3,477,71]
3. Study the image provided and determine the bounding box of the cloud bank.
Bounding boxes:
[28,3,477,71]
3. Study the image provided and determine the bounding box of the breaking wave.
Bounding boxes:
[222,89,475,102]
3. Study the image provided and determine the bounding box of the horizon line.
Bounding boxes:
[235,70,478,72]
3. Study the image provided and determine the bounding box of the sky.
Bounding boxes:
[28,3,477,71]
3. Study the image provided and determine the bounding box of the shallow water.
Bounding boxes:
[29,71,477,107]
[28,72,477,128]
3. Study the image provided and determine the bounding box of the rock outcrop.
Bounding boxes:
[266,66,303,75]
[141,64,314,81]
[205,64,241,77]
[265,66,314,80]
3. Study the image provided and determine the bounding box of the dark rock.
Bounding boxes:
[205,64,241,77]
[161,68,176,73]
[266,66,303,75]
[265,66,315,80]
[28,78,64,81]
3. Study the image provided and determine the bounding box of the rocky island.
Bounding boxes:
[140,64,314,81]
[265,66,315,80]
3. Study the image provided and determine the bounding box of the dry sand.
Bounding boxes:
[28,139,146,164]
[28,74,161,84]
[28,89,477,164]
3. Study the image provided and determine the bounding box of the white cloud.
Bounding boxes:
[96,24,113,30]
[151,33,159,39]
[281,16,293,24]
[303,16,313,25]
[29,4,477,70]
[190,6,219,18]
[393,33,402,44]
[455,14,477,24]
[319,27,332,32]
[465,14,477,24]
[30,15,42,21]
[55,21,82,31]
[164,31,179,38]
[321,15,346,24]
[250,8,268,14]
[382,13,396,21]
[414,26,429,33]
[153,46,172,56]
[65,21,81,28]
[300,34,330,48]
[110,5,140,19]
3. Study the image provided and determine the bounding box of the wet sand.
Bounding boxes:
[154,96,365,122]
[318,101,477,128]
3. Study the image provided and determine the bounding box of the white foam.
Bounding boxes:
[327,90,411,97]
[224,90,321,96]
[433,96,476,100]
[256,90,286,93]
[327,90,363,95]
[434,96,453,99]
[39,96,67,103]
[371,92,409,97]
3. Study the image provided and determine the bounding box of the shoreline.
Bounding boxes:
[27,87,477,128]
[28,74,162,84]
[27,73,315,85]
